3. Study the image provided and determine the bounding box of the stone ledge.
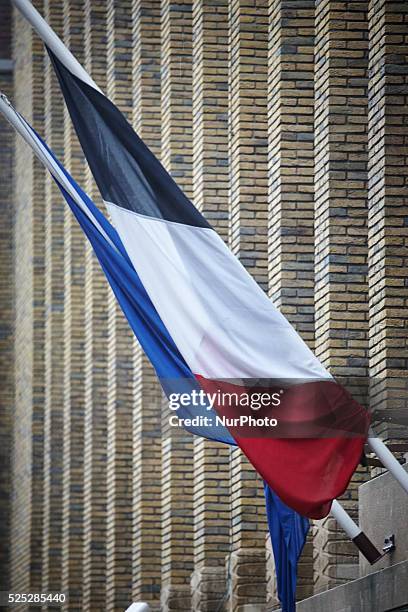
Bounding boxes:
[359,463,408,576]
[294,560,408,612]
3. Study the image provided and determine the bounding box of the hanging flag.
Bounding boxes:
[265,485,309,612]
[2,90,368,612]
[0,94,312,612]
[47,48,369,519]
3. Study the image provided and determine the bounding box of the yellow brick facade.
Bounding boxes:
[0,0,407,610]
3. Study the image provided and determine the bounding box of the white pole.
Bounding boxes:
[368,435,408,494]
[331,500,382,564]
[331,500,360,539]
[0,92,118,252]
[11,0,101,92]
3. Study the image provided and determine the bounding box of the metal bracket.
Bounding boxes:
[383,534,396,555]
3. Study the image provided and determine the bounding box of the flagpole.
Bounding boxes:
[0,92,118,252]
[11,0,408,558]
[11,0,100,92]
[330,500,383,564]
[368,433,408,494]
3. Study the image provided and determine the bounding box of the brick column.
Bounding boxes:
[106,1,135,609]
[42,0,65,599]
[0,1,14,592]
[191,441,230,612]
[267,0,316,602]
[228,0,268,609]
[313,0,369,592]
[160,0,194,609]
[61,0,86,607]
[132,354,163,608]
[268,0,315,344]
[367,1,408,442]
[190,1,230,610]
[132,0,161,152]
[131,1,163,608]
[82,1,109,609]
[10,3,46,600]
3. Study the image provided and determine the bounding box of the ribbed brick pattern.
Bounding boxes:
[0,0,13,592]
[367,0,408,442]
[42,0,65,600]
[160,420,194,612]
[132,0,161,153]
[106,1,135,609]
[61,0,86,607]
[82,1,109,609]
[190,1,230,609]
[268,0,315,345]
[313,0,370,593]
[161,0,194,199]
[160,1,194,610]
[132,352,162,609]
[267,1,316,602]
[5,2,408,611]
[131,2,162,608]
[228,0,268,609]
[10,3,47,603]
[229,0,269,290]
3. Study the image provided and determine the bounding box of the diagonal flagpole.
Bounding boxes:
[0,93,118,252]
[9,0,408,561]
[12,0,100,91]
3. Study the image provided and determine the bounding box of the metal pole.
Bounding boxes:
[331,500,383,564]
[368,435,408,495]
[0,92,117,252]
[11,0,100,91]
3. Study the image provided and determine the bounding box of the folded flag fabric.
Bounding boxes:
[265,484,310,612]
[48,47,369,519]
[4,96,309,612]
[2,95,311,612]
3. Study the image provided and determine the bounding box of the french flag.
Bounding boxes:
[47,48,369,521]
[3,96,308,611]
[1,40,369,608]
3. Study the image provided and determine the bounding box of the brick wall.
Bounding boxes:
[131,2,163,609]
[42,0,65,598]
[267,0,316,601]
[313,0,370,592]
[82,0,109,608]
[106,2,135,609]
[191,2,230,609]
[367,0,408,443]
[61,0,87,606]
[0,0,13,594]
[2,1,408,611]
[228,0,269,609]
[10,3,46,605]
[160,2,194,610]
